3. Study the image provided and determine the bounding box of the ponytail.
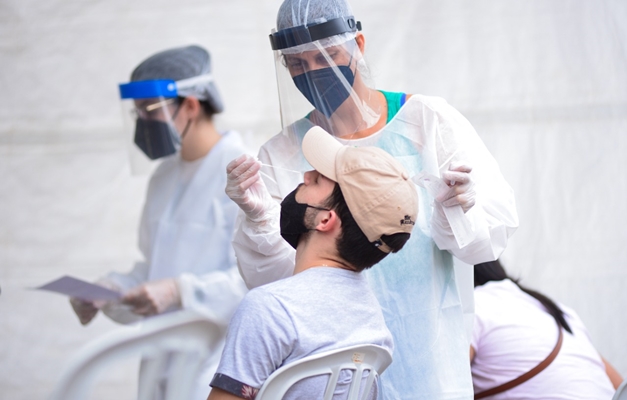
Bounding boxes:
[474,260,572,334]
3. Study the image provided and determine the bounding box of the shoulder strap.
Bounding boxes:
[474,324,563,399]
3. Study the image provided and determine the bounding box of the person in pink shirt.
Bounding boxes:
[471,260,622,399]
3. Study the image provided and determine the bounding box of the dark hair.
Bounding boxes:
[474,260,572,334]
[323,184,410,272]
[176,96,216,119]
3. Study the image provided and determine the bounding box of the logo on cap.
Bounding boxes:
[400,215,415,226]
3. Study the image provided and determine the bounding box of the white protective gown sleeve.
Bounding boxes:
[233,95,518,289]
[427,99,518,264]
[232,200,293,289]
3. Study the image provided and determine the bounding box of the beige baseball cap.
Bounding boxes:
[302,126,418,253]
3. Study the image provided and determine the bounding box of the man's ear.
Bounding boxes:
[315,210,341,233]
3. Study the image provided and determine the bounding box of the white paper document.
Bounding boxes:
[34,275,121,301]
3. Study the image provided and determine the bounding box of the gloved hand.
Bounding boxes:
[225,154,274,222]
[436,162,476,213]
[122,278,181,316]
[69,280,121,325]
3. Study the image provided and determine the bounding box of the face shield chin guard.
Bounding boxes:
[118,74,213,174]
[270,17,382,139]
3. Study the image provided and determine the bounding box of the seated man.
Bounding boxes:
[208,127,418,400]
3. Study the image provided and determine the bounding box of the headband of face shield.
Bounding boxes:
[270,17,362,52]
[118,75,213,160]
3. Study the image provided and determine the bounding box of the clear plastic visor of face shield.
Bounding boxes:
[269,17,382,139]
[118,75,213,174]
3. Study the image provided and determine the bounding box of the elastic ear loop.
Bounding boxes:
[168,99,190,141]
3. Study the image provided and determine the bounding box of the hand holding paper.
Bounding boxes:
[122,278,181,316]
[34,276,122,325]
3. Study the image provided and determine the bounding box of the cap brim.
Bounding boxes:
[302,126,342,182]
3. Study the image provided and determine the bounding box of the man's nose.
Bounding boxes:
[303,170,318,185]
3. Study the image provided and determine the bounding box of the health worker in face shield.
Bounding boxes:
[69,45,248,400]
[224,1,519,399]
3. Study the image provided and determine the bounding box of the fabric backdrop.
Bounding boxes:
[1,0,625,398]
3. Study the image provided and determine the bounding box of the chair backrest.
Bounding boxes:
[613,379,627,400]
[255,344,393,400]
[49,310,224,400]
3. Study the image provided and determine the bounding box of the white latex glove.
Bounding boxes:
[69,279,122,325]
[437,163,476,213]
[122,278,181,316]
[225,154,274,222]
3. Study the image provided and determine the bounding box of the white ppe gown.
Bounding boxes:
[232,95,518,400]
[103,131,249,400]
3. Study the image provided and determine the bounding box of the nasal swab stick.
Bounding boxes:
[258,170,278,185]
[256,161,303,186]
[258,162,302,175]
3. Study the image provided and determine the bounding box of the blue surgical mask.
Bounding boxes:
[292,63,355,118]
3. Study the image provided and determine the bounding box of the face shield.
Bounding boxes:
[270,17,382,139]
[118,74,214,170]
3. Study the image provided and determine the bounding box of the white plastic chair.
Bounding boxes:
[255,344,393,400]
[613,379,627,400]
[49,310,224,400]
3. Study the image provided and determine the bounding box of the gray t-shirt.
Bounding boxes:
[210,267,394,399]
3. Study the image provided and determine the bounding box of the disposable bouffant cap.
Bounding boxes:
[131,45,224,113]
[302,127,418,253]
[276,0,354,30]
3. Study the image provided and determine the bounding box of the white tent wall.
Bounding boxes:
[0,0,625,398]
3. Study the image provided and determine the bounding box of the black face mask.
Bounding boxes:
[280,188,329,249]
[134,118,181,160]
[134,101,189,160]
[292,63,355,119]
